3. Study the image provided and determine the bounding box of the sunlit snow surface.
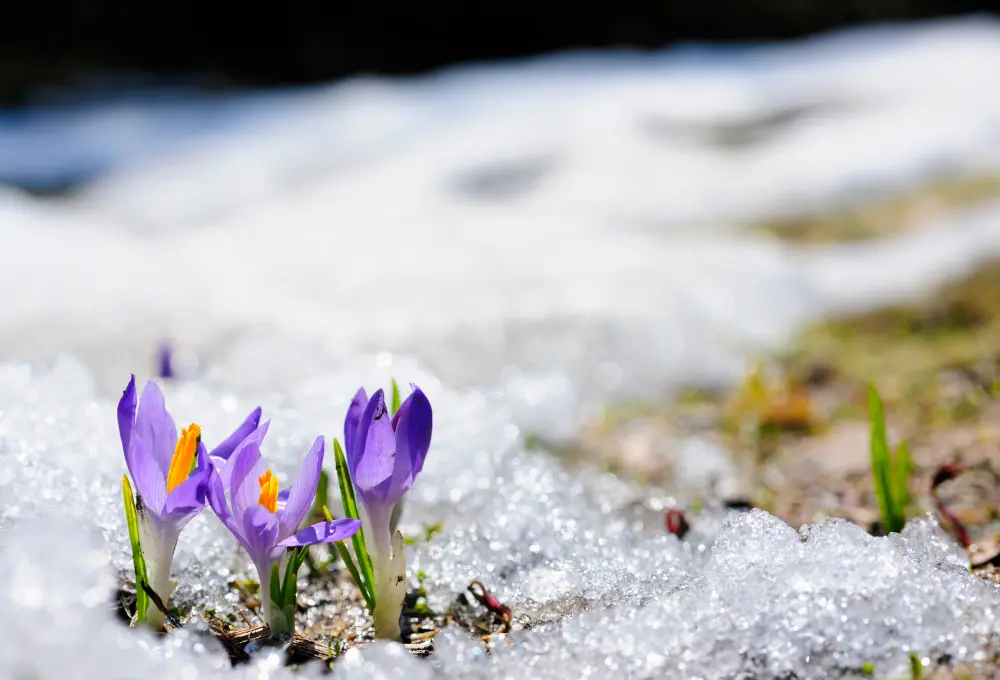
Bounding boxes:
[3,18,1000,679]
[1,359,997,679]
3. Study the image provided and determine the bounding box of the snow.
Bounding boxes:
[5,21,1000,423]
[1,16,1000,679]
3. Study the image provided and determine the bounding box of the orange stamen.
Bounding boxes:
[258,469,279,513]
[166,424,201,493]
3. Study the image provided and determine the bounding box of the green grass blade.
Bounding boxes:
[390,379,401,415]
[122,475,149,624]
[868,385,901,533]
[335,541,375,611]
[334,438,375,595]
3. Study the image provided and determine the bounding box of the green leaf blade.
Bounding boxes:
[869,385,895,532]
[283,550,304,608]
[297,546,311,572]
[335,541,375,611]
[269,562,283,608]
[334,438,376,599]
[869,385,909,534]
[122,475,149,624]
[334,439,360,521]
[267,560,298,637]
[390,379,401,415]
[308,470,330,527]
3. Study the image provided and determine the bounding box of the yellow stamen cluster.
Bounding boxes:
[258,469,279,513]
[166,424,202,494]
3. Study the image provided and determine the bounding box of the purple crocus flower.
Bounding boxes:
[207,430,360,633]
[344,385,432,639]
[118,374,261,628]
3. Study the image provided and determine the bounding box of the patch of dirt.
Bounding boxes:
[124,551,513,670]
[768,261,1000,537]
[557,260,1000,529]
[541,258,1000,677]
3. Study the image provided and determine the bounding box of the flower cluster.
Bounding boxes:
[118,375,432,642]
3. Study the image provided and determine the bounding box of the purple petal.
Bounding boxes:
[239,505,280,564]
[163,444,211,528]
[229,440,266,522]
[207,468,233,527]
[132,381,178,477]
[126,437,167,516]
[353,390,397,502]
[277,436,324,540]
[384,431,414,510]
[208,407,263,460]
[343,387,368,476]
[157,343,175,379]
[207,467,256,555]
[276,488,291,513]
[214,420,270,488]
[393,386,433,479]
[117,375,137,456]
[277,518,361,548]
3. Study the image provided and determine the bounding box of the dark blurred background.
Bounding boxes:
[1,0,997,104]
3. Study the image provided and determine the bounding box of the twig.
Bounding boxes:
[467,580,512,631]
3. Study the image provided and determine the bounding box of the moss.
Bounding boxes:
[760,173,1000,244]
[782,260,1000,427]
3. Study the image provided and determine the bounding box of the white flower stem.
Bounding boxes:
[137,515,179,630]
[371,530,407,640]
[259,561,274,629]
[360,504,407,640]
[258,554,294,637]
